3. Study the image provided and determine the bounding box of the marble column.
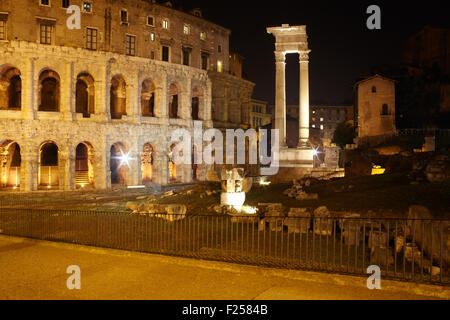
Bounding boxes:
[275,51,287,147]
[298,51,310,148]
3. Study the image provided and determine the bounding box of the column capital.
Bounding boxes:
[299,50,311,62]
[274,51,286,63]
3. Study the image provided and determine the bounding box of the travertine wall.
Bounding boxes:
[0,40,212,191]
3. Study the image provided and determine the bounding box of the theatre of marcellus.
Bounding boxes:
[0,0,256,191]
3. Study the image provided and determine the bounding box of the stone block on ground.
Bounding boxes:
[313,206,332,235]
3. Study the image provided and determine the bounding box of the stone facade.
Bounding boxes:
[0,0,254,191]
[355,74,396,141]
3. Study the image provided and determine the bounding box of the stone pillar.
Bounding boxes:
[156,74,169,122]
[155,151,168,186]
[183,78,192,120]
[128,142,140,186]
[21,58,36,120]
[275,51,287,147]
[20,149,38,192]
[62,61,74,120]
[97,64,109,121]
[60,143,75,190]
[298,51,310,147]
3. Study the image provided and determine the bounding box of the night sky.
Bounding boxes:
[170,0,448,105]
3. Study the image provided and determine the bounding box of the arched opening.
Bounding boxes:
[0,67,22,110]
[75,142,95,189]
[169,84,179,119]
[141,79,155,117]
[191,86,202,120]
[0,141,21,190]
[38,70,60,112]
[141,143,154,185]
[168,143,181,183]
[110,75,127,119]
[39,142,59,189]
[110,142,129,186]
[76,73,95,118]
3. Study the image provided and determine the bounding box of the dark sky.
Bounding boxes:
[170,0,449,105]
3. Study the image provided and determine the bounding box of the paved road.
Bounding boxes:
[0,235,448,300]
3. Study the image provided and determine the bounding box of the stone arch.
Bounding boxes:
[0,140,21,189]
[110,74,127,119]
[38,141,59,189]
[169,83,180,119]
[191,86,203,120]
[110,142,130,186]
[0,66,22,110]
[141,79,156,117]
[141,142,155,184]
[75,142,95,188]
[38,69,60,112]
[76,72,95,118]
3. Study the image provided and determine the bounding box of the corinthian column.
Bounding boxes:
[298,50,310,148]
[275,51,287,148]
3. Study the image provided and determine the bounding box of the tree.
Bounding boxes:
[332,121,354,148]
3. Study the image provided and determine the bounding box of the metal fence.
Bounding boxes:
[0,208,448,285]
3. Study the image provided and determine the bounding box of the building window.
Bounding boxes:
[200,31,206,40]
[40,0,50,6]
[217,60,223,73]
[147,16,154,26]
[40,24,53,44]
[150,51,155,60]
[150,32,155,41]
[312,124,316,128]
[0,20,6,40]
[201,52,209,70]
[218,44,222,53]
[125,35,136,56]
[162,46,169,62]
[183,24,190,35]
[120,10,128,24]
[83,2,91,12]
[372,86,377,93]
[381,104,389,115]
[182,47,191,66]
[62,0,69,8]
[320,117,323,122]
[320,125,324,130]
[86,28,97,50]
[162,19,169,29]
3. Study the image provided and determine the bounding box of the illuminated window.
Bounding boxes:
[312,110,316,114]
[0,20,5,40]
[217,60,223,73]
[200,31,206,40]
[125,35,135,56]
[320,117,323,122]
[147,16,154,26]
[86,28,97,50]
[150,32,155,41]
[320,125,324,130]
[40,0,50,6]
[120,10,128,24]
[162,19,169,29]
[312,124,316,128]
[62,0,69,8]
[83,2,91,12]
[183,24,190,35]
[40,24,53,44]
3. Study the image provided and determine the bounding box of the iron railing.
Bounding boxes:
[0,208,448,285]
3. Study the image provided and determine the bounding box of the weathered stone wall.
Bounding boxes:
[0,40,212,191]
[357,76,396,138]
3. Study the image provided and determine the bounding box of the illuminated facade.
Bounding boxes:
[0,0,253,191]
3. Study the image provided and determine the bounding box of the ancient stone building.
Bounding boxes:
[354,74,396,145]
[0,0,253,191]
